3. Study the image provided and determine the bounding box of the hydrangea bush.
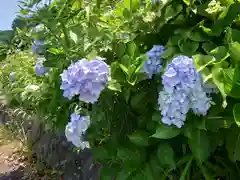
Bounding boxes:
[2,0,240,179]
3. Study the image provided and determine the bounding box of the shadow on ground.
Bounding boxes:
[0,167,24,180]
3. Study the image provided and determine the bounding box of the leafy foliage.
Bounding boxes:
[1,0,240,179]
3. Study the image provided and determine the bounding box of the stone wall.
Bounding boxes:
[0,103,100,180]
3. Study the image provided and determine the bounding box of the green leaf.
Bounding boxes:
[164,4,183,22]
[161,46,178,59]
[117,147,145,169]
[179,156,193,180]
[87,50,98,60]
[209,46,229,61]
[123,0,140,11]
[202,42,217,53]
[92,147,109,161]
[107,79,122,92]
[152,112,162,122]
[132,164,154,180]
[69,30,78,43]
[133,55,147,73]
[152,124,180,139]
[100,165,119,180]
[226,125,240,161]
[222,68,235,95]
[115,168,131,180]
[188,129,210,163]
[230,28,240,43]
[193,54,216,72]
[114,42,126,58]
[119,63,129,75]
[167,35,182,46]
[47,48,65,55]
[128,131,149,147]
[72,0,83,8]
[130,91,147,110]
[212,3,240,36]
[157,143,176,169]
[230,65,240,98]
[189,29,209,42]
[212,66,227,108]
[127,41,137,57]
[178,39,199,56]
[229,41,240,62]
[206,116,233,132]
[233,103,240,127]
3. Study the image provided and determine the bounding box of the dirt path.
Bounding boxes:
[0,125,27,179]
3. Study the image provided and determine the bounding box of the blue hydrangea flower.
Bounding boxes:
[142,45,165,79]
[9,72,15,82]
[32,40,45,54]
[190,83,211,116]
[65,113,90,149]
[158,55,212,128]
[34,57,48,76]
[60,58,110,103]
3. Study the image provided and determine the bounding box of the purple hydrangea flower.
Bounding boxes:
[158,55,212,128]
[9,72,15,82]
[60,58,110,103]
[32,40,45,54]
[65,113,90,149]
[34,57,48,76]
[141,45,165,79]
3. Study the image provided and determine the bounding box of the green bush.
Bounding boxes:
[2,0,240,179]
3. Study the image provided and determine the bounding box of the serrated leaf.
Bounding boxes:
[152,124,180,139]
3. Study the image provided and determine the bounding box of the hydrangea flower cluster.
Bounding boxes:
[65,113,90,149]
[60,58,110,103]
[35,57,48,76]
[158,55,211,128]
[141,45,165,79]
[32,40,45,54]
